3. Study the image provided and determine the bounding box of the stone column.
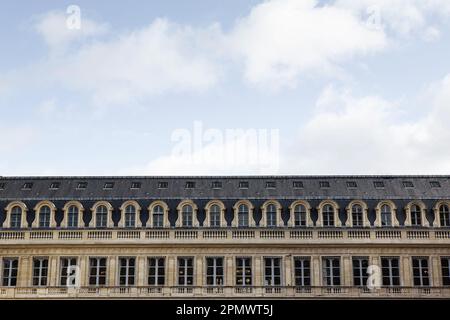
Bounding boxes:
[312,256,321,287]
[255,256,262,286]
[342,256,352,286]
[196,256,203,287]
[79,256,87,287]
[431,256,441,287]
[109,256,117,286]
[167,256,176,286]
[49,256,58,286]
[402,256,412,287]
[226,256,234,286]
[19,256,31,287]
[137,256,146,286]
[285,255,292,286]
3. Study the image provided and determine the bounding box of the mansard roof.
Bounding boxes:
[0,175,449,201]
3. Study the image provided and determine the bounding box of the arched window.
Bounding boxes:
[294,204,307,227]
[209,204,221,228]
[124,205,136,228]
[182,205,193,228]
[238,204,249,227]
[266,204,277,228]
[10,206,23,229]
[381,204,392,227]
[352,204,363,227]
[322,204,335,227]
[39,206,51,228]
[410,205,422,226]
[67,205,79,228]
[440,205,450,227]
[152,205,164,228]
[96,205,108,228]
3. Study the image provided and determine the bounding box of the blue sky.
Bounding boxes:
[1,0,450,176]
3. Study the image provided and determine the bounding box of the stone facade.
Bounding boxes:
[0,176,450,299]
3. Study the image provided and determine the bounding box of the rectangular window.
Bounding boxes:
[238,181,249,189]
[178,257,194,286]
[373,181,385,189]
[0,183,5,190]
[49,182,60,190]
[236,257,252,286]
[412,257,430,287]
[265,181,276,189]
[158,181,168,189]
[293,181,303,189]
[381,257,401,286]
[32,258,48,286]
[322,257,340,286]
[319,181,330,188]
[442,257,450,286]
[131,182,141,189]
[346,181,357,188]
[103,182,114,190]
[352,257,369,287]
[60,257,78,286]
[264,257,282,286]
[185,181,196,189]
[294,257,311,287]
[2,258,18,287]
[119,257,135,286]
[206,257,224,286]
[22,182,33,190]
[430,181,441,188]
[210,210,221,228]
[148,257,165,286]
[76,182,87,190]
[402,181,414,188]
[211,181,222,189]
[89,257,107,286]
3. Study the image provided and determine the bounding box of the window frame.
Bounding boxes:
[2,257,19,287]
[148,257,165,286]
[148,201,170,228]
[205,257,224,286]
[88,257,107,287]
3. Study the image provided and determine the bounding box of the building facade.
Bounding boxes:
[0,176,450,299]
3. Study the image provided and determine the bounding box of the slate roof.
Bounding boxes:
[0,176,449,201]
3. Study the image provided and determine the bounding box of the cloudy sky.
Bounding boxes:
[1,0,450,176]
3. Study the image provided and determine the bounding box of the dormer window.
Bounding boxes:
[158,181,168,189]
[266,181,276,189]
[402,181,414,189]
[293,181,303,189]
[212,181,222,189]
[76,182,87,190]
[346,181,357,189]
[131,182,141,190]
[239,181,249,189]
[50,182,60,190]
[22,183,33,190]
[374,181,385,189]
[185,181,196,189]
[103,182,114,190]
[319,181,330,189]
[430,181,441,188]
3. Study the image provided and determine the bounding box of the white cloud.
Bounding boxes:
[227,0,387,87]
[131,73,450,176]
[282,75,450,174]
[34,11,109,54]
[122,126,280,175]
[335,0,450,39]
[0,126,37,154]
[31,18,222,106]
